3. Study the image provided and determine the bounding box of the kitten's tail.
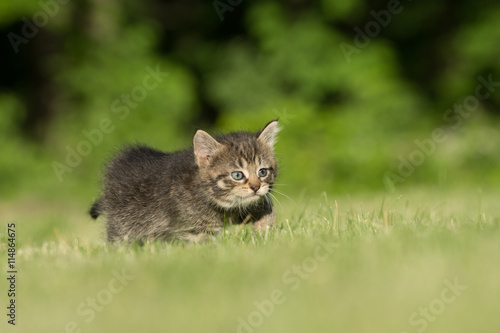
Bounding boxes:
[89,199,102,219]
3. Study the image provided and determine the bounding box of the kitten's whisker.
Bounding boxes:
[268,192,284,215]
[264,195,272,211]
[265,195,272,207]
[270,188,296,205]
[238,197,242,216]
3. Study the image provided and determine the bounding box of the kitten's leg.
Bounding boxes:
[182,227,220,243]
[106,217,120,242]
[182,232,211,243]
[253,209,276,233]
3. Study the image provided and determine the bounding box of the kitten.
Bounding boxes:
[89,120,280,242]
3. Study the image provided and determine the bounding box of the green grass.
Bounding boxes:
[1,188,500,333]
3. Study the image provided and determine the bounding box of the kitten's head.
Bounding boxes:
[193,120,280,209]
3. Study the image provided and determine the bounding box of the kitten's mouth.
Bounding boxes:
[241,193,262,203]
[235,190,268,206]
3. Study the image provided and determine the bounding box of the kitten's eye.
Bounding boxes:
[258,168,268,177]
[231,171,244,180]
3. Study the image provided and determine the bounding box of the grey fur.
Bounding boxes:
[90,120,280,242]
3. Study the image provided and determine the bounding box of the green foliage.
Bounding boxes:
[1,0,500,199]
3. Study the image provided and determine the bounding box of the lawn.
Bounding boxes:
[1,188,499,333]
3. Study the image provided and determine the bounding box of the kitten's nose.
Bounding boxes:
[249,183,260,193]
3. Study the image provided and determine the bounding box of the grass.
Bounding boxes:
[1,188,500,333]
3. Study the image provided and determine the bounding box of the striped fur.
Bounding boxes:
[90,120,280,242]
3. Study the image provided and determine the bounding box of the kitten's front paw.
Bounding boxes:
[253,211,275,236]
[182,229,219,243]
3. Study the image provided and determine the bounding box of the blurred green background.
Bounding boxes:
[1,0,500,201]
[2,2,500,333]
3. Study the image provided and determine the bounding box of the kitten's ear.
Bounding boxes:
[193,130,222,166]
[258,120,281,149]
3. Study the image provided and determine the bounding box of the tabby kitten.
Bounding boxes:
[89,120,280,242]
